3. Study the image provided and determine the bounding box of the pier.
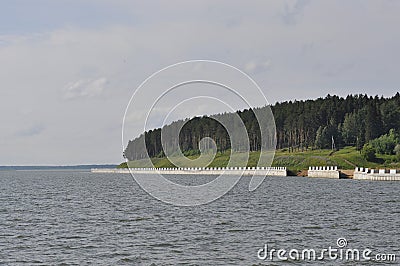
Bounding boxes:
[353,167,400,181]
[307,166,340,179]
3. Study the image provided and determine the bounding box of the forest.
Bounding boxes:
[123,93,400,162]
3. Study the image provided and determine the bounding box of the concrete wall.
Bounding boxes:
[307,166,340,179]
[353,167,400,181]
[92,168,131,174]
[91,166,287,176]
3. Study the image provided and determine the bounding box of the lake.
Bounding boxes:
[0,171,398,265]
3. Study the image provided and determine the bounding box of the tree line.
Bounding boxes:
[123,93,400,161]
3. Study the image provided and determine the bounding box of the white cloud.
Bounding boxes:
[244,59,272,74]
[0,0,399,164]
[63,77,108,100]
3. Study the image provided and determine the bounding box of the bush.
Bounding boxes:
[362,144,376,161]
[183,149,200,156]
[395,144,400,160]
[370,129,399,155]
[118,162,128,168]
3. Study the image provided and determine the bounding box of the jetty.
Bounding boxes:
[308,166,340,179]
[353,167,400,181]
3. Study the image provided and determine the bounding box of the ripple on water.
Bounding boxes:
[0,171,398,265]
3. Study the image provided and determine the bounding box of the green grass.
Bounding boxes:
[119,146,400,173]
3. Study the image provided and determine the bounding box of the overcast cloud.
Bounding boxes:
[1,0,399,165]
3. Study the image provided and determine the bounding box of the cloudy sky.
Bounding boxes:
[1,0,399,165]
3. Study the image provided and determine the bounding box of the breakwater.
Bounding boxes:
[91,167,287,176]
[307,166,340,179]
[353,167,400,181]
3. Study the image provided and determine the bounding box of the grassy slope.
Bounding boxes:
[119,146,400,172]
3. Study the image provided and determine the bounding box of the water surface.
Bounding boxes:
[0,171,398,265]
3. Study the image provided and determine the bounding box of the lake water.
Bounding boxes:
[0,171,398,265]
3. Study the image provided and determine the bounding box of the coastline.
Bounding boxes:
[92,166,400,181]
[91,167,288,176]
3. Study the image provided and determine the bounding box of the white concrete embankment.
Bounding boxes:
[353,167,400,181]
[307,166,340,179]
[91,167,287,176]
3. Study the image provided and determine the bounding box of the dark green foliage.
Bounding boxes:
[362,144,376,162]
[117,162,128,168]
[315,119,341,150]
[365,101,383,142]
[123,93,400,161]
[370,129,399,155]
[341,110,365,150]
[394,144,400,161]
[380,96,400,133]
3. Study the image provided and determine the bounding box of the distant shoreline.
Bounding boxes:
[0,165,117,171]
[118,147,400,175]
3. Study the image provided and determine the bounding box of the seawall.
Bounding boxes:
[307,166,340,179]
[353,167,400,181]
[91,167,287,176]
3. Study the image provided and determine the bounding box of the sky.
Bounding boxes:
[1,0,399,165]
